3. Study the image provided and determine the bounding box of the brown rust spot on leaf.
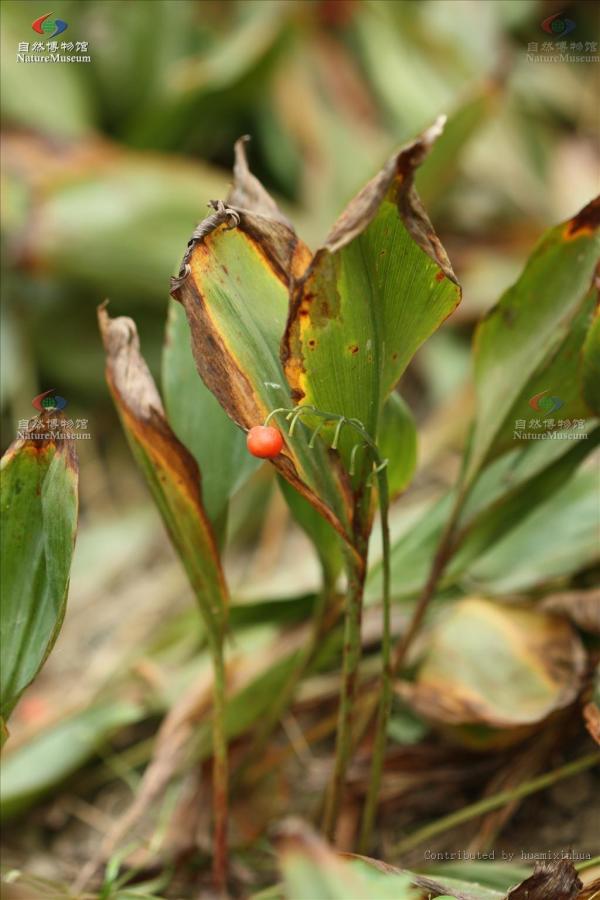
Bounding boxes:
[349,344,359,355]
[435,270,445,282]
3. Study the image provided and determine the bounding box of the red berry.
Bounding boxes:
[246,425,284,458]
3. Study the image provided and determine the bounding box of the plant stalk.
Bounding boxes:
[394,751,600,855]
[264,406,393,844]
[358,464,392,852]
[322,530,368,841]
[208,633,228,893]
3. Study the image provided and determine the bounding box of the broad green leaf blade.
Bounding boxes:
[99,307,227,634]
[369,425,598,603]
[464,467,600,594]
[0,419,78,725]
[8,134,229,306]
[465,196,600,484]
[378,393,417,499]
[0,701,141,820]
[162,300,258,544]
[449,426,600,581]
[171,141,352,542]
[481,288,598,457]
[582,298,600,414]
[283,118,461,465]
[400,598,586,727]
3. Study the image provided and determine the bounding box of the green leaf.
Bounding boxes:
[465,196,600,484]
[99,307,227,637]
[0,419,78,726]
[582,300,600,414]
[449,426,600,581]
[464,466,600,594]
[399,597,586,728]
[369,425,599,603]
[378,393,417,498]
[484,288,598,457]
[0,701,141,820]
[162,299,258,544]
[10,140,228,305]
[283,118,460,467]
[171,139,353,543]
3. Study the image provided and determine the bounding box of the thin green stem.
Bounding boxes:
[394,751,600,855]
[577,854,600,873]
[358,463,391,852]
[264,405,393,844]
[208,634,228,892]
[322,537,368,840]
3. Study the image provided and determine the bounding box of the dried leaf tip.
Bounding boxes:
[229,134,292,226]
[422,113,447,146]
[98,304,164,421]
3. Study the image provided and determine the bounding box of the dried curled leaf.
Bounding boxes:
[98,306,227,634]
[541,589,600,636]
[506,859,582,900]
[397,598,586,729]
[583,701,600,747]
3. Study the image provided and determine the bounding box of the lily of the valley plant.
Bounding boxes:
[89,116,600,890]
[170,119,459,859]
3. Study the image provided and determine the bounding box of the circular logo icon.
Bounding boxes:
[541,13,576,37]
[32,390,68,412]
[32,13,68,39]
[528,390,563,416]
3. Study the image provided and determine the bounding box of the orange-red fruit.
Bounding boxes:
[246,425,284,458]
